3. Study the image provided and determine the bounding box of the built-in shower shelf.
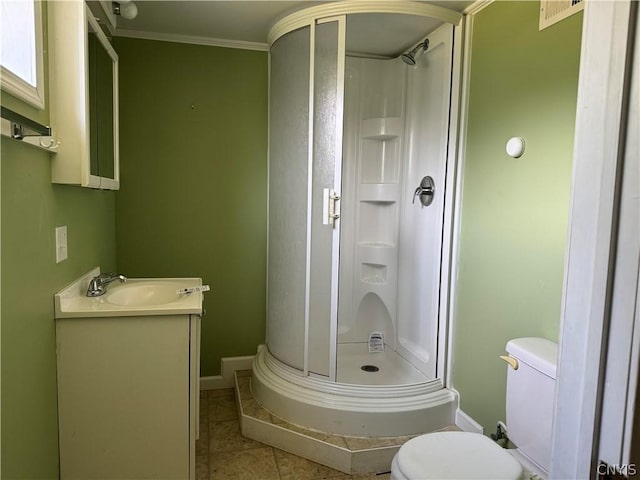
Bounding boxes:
[360,199,396,206]
[363,133,398,141]
[360,138,400,183]
[359,242,395,248]
[358,243,396,266]
[359,183,400,202]
[361,262,387,285]
[361,276,386,285]
[362,117,402,140]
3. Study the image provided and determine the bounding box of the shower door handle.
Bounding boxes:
[412,176,435,207]
[323,188,340,227]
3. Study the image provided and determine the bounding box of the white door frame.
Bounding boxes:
[550,1,638,478]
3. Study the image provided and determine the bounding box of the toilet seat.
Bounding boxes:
[392,432,524,480]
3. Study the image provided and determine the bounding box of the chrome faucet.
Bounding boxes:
[86,273,127,297]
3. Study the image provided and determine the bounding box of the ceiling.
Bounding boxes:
[108,1,473,56]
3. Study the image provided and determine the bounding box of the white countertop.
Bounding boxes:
[55,268,204,318]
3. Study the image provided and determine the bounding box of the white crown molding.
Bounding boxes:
[463,0,494,16]
[112,28,269,51]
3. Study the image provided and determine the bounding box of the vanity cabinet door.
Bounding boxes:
[56,315,191,479]
[49,1,119,190]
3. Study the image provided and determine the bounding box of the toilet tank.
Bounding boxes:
[505,337,558,473]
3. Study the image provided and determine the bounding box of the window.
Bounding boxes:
[1,0,45,109]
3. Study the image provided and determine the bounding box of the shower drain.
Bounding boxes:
[361,365,379,373]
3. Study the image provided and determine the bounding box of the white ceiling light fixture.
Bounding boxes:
[113,1,138,20]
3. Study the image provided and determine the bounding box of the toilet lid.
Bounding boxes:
[395,432,524,479]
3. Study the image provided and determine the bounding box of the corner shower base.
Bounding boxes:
[235,370,459,474]
[251,345,456,437]
[336,343,428,385]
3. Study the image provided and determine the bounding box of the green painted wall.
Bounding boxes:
[452,1,582,433]
[1,141,117,479]
[114,38,268,377]
[1,4,117,476]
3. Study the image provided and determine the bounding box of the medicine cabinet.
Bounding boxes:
[49,1,119,190]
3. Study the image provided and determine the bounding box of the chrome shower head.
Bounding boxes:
[401,39,429,66]
[401,52,417,66]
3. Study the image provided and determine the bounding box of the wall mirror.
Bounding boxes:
[87,13,119,187]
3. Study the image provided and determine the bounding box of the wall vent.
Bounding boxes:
[539,0,584,30]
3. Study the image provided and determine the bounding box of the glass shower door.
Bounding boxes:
[267,26,311,371]
[267,17,345,379]
[308,17,346,378]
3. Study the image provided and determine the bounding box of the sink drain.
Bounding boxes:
[361,365,379,373]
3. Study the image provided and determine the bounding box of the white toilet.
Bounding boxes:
[391,337,558,480]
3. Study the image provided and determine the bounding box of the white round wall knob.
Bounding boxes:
[506,137,525,158]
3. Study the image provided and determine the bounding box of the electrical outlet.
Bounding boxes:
[55,226,68,263]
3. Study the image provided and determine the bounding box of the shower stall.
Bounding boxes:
[252,2,463,437]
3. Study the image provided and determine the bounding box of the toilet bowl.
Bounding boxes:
[390,337,558,480]
[391,431,523,480]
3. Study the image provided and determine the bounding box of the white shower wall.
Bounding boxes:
[337,24,454,379]
[337,55,405,349]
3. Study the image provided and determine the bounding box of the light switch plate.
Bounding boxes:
[55,226,68,263]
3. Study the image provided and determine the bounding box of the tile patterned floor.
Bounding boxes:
[197,388,391,480]
[234,372,418,454]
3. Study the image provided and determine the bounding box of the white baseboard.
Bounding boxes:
[200,355,255,390]
[455,409,484,434]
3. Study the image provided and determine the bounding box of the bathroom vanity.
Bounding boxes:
[54,269,204,479]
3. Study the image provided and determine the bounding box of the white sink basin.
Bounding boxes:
[54,268,204,318]
[105,281,185,307]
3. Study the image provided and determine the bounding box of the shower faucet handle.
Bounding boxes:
[412,176,435,207]
[413,185,432,200]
